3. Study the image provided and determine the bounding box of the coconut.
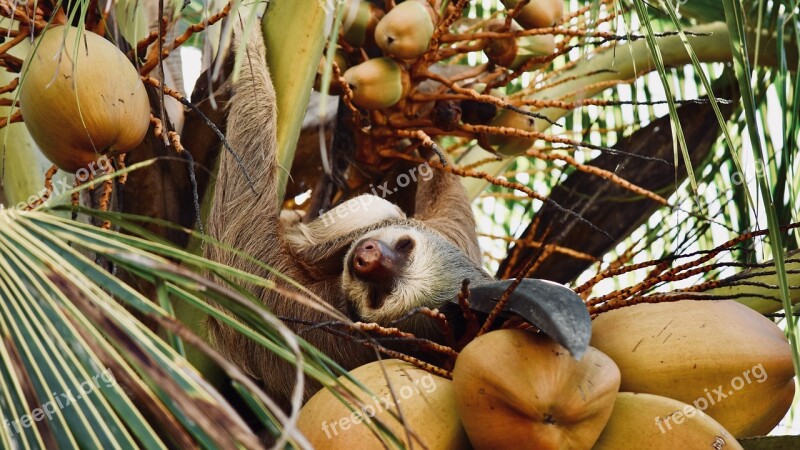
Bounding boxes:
[501,0,564,29]
[314,50,351,95]
[591,300,795,437]
[20,26,150,173]
[341,0,384,48]
[298,359,468,449]
[453,330,621,449]
[374,0,436,60]
[483,20,555,70]
[343,57,410,110]
[486,108,542,155]
[593,393,743,450]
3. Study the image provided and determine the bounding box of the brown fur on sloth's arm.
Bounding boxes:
[204,24,485,408]
[413,167,483,266]
[205,27,279,279]
[203,26,373,405]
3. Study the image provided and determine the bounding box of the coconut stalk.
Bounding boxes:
[460,21,789,199]
[263,0,329,201]
[715,256,800,314]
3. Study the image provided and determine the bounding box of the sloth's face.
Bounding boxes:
[341,224,488,324]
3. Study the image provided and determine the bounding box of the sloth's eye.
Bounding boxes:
[395,237,414,253]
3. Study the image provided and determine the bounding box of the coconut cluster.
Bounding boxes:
[321,0,561,116]
[298,300,793,449]
[323,0,437,110]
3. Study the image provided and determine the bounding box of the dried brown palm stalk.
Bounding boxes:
[585,224,800,316]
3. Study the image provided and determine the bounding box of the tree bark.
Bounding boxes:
[497,79,738,282]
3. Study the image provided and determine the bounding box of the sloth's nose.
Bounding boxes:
[352,239,402,283]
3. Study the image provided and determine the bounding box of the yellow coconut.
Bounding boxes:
[593,393,743,450]
[298,359,468,449]
[483,20,555,70]
[486,108,542,155]
[20,26,150,172]
[343,57,410,110]
[453,330,621,450]
[374,0,436,60]
[591,300,795,437]
[501,0,564,29]
[341,0,384,48]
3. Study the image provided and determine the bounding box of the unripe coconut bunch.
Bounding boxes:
[317,0,566,163]
[334,0,437,111]
[20,25,150,173]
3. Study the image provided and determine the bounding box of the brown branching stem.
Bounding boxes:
[352,322,458,358]
[150,114,163,137]
[418,69,558,126]
[478,232,595,261]
[141,75,255,193]
[524,147,668,205]
[585,223,800,312]
[137,1,232,74]
[0,110,22,128]
[0,78,18,96]
[25,165,58,209]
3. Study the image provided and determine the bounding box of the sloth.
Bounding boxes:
[204,25,493,407]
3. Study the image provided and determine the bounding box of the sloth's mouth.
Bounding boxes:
[368,287,388,310]
[345,288,389,321]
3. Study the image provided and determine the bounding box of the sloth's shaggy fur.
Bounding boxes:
[204,25,491,407]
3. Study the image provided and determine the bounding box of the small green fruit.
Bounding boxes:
[483,20,555,70]
[342,0,384,48]
[501,0,564,29]
[314,50,350,95]
[343,57,410,109]
[487,109,543,155]
[375,1,436,60]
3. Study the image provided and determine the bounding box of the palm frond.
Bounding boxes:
[0,201,405,447]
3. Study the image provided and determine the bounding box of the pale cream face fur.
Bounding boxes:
[342,226,437,323]
[285,194,491,326]
[342,224,491,324]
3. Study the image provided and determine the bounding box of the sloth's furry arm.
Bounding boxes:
[204,26,377,406]
[205,26,281,278]
[413,166,483,266]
